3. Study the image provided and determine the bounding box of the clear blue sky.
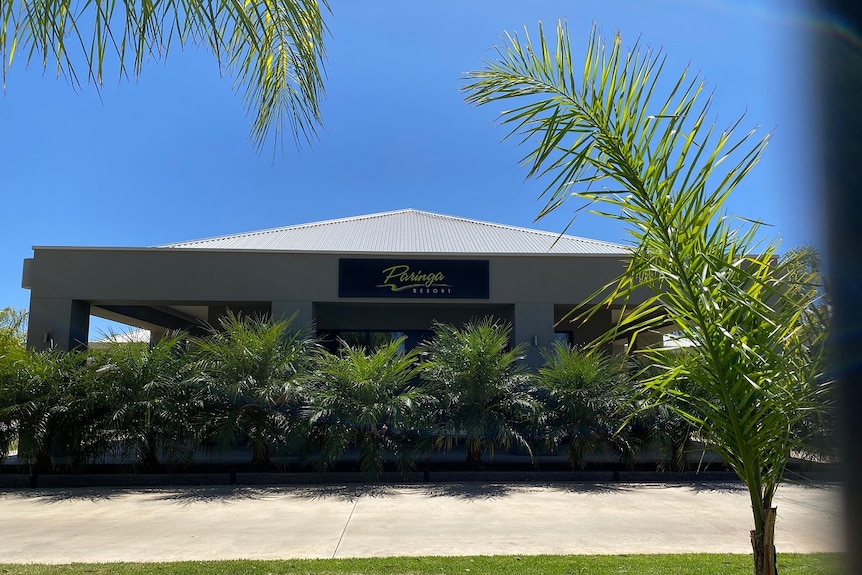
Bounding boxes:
[0,0,823,337]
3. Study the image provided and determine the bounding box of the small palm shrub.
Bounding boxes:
[87,332,200,469]
[420,318,538,467]
[0,347,99,472]
[625,353,699,472]
[194,312,317,466]
[536,342,637,469]
[304,337,427,480]
[0,322,27,463]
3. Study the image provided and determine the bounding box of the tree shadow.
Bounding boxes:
[287,483,399,501]
[143,481,626,504]
[421,481,529,500]
[147,483,404,504]
[545,481,638,495]
[149,486,274,504]
[0,487,124,503]
[688,481,748,494]
[0,477,776,507]
[421,480,631,499]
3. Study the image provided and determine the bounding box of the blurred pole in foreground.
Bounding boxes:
[813,0,862,571]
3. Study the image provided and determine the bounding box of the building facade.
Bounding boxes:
[22,210,661,367]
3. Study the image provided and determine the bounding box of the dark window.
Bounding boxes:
[554,331,573,347]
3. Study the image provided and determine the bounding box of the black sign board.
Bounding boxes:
[339,259,489,299]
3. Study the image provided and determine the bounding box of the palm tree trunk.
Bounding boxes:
[251,438,270,466]
[750,506,778,575]
[466,441,483,468]
[140,440,160,471]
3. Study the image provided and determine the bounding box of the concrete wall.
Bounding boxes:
[25,249,630,304]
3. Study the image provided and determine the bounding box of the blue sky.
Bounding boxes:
[0,0,822,337]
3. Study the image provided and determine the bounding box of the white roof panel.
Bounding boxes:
[161,209,629,255]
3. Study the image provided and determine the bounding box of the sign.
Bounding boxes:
[339,259,489,299]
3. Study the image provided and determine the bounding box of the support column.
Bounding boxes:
[513,302,554,370]
[26,298,90,351]
[271,300,314,330]
[149,327,168,347]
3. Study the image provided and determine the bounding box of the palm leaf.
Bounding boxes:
[1,0,328,150]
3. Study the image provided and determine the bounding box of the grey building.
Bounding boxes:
[22,209,660,367]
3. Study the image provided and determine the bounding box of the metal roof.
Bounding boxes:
[161,209,630,255]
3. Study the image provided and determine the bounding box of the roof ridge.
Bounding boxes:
[159,209,418,248]
[159,208,628,251]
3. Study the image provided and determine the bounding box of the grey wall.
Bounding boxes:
[26,249,631,304]
[26,297,89,351]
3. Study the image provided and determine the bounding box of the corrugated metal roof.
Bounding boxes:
[161,209,630,255]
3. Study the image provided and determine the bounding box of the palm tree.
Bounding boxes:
[195,312,316,466]
[0,308,27,345]
[463,23,830,575]
[420,318,538,467]
[304,337,427,480]
[87,332,200,470]
[625,352,702,472]
[0,346,97,472]
[536,342,636,469]
[0,307,29,461]
[777,247,834,464]
[0,0,328,150]
[0,327,30,464]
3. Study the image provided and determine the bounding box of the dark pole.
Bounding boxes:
[812,1,862,572]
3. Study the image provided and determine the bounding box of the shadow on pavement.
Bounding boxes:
[148,483,404,503]
[0,487,124,503]
[424,481,634,499]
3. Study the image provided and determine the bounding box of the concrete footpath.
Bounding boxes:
[0,481,844,563]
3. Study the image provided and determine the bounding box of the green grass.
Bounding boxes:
[0,554,843,575]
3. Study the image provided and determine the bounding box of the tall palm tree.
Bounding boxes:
[195,312,316,466]
[420,318,538,467]
[304,337,427,480]
[463,23,830,575]
[1,0,329,150]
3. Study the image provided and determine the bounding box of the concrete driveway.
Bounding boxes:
[0,481,843,563]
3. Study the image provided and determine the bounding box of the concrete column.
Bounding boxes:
[149,327,168,347]
[26,297,90,351]
[271,300,314,331]
[513,302,554,370]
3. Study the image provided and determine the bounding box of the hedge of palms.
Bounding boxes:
[0,314,832,480]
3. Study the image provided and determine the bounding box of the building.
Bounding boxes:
[22,209,660,367]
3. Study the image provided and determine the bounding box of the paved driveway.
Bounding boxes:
[0,481,843,563]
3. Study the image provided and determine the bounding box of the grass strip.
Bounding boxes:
[0,553,843,575]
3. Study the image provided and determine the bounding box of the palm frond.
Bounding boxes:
[1,0,329,150]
